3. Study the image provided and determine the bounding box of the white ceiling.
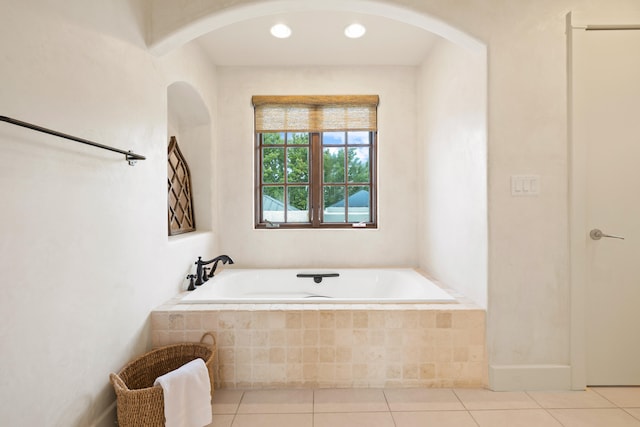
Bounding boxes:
[194,11,440,66]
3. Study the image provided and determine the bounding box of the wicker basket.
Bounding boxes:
[109,332,216,427]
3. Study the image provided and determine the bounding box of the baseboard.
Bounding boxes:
[489,364,572,391]
[91,401,116,427]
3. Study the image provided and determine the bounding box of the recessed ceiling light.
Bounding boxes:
[270,24,292,39]
[345,23,366,39]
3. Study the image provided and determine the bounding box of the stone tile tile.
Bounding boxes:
[549,408,640,427]
[393,410,478,427]
[384,388,464,411]
[626,408,640,421]
[314,412,395,427]
[232,413,313,427]
[314,388,388,412]
[471,409,563,427]
[528,389,615,408]
[237,389,313,414]
[211,389,244,414]
[205,414,234,427]
[454,388,540,410]
[593,387,640,407]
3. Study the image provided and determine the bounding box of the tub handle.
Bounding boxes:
[296,273,339,284]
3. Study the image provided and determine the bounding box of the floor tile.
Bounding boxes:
[593,387,640,407]
[392,410,478,427]
[205,386,640,427]
[549,408,640,427]
[626,408,640,421]
[384,388,465,411]
[471,409,563,426]
[314,388,389,412]
[231,413,313,427]
[527,389,615,408]
[454,388,540,410]
[237,389,313,414]
[212,390,244,414]
[206,414,234,427]
[315,411,395,427]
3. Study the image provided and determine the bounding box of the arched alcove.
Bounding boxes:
[159,1,487,309]
[167,81,213,232]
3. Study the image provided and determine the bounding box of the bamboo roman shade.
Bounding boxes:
[252,95,379,133]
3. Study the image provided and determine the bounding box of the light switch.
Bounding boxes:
[511,175,540,196]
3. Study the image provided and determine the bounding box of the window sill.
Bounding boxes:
[254,224,378,230]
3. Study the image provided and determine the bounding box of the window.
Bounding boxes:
[253,95,378,229]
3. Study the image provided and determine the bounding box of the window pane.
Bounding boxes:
[288,186,309,223]
[256,128,375,228]
[323,132,345,146]
[262,147,284,183]
[288,132,309,145]
[348,131,369,145]
[287,147,309,183]
[323,147,345,183]
[263,132,284,145]
[348,147,369,183]
[323,186,346,223]
[263,186,284,222]
[347,186,370,223]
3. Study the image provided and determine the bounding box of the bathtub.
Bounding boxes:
[154,268,487,388]
[179,268,456,304]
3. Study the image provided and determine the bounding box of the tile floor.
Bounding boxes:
[207,387,640,427]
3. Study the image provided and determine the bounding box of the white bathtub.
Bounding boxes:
[179,268,456,304]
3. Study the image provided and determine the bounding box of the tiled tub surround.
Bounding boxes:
[151,297,486,389]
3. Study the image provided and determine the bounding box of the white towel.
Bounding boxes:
[153,358,212,427]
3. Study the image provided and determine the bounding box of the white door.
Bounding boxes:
[572,28,640,385]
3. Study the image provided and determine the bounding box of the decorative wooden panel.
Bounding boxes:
[167,136,196,235]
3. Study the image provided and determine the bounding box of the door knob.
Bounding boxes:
[590,228,625,240]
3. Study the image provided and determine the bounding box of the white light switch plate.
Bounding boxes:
[511,175,540,196]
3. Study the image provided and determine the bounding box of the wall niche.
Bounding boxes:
[167,81,213,235]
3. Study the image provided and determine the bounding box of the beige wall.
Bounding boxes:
[417,38,488,309]
[216,66,420,268]
[0,1,218,425]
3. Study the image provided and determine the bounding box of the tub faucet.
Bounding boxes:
[195,255,234,285]
[209,255,234,278]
